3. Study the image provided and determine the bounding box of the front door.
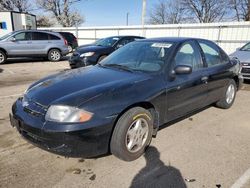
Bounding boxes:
[7,32,32,56]
[166,41,208,121]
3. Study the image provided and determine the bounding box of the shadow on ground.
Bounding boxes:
[3,56,70,64]
[130,146,187,188]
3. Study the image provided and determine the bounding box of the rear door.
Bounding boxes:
[31,32,49,55]
[7,32,32,55]
[166,40,208,121]
[197,40,232,104]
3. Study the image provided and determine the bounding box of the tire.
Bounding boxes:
[216,79,237,109]
[0,50,7,64]
[97,55,107,63]
[68,45,73,53]
[110,107,153,161]
[48,49,61,62]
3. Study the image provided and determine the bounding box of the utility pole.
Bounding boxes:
[141,0,146,36]
[126,12,129,26]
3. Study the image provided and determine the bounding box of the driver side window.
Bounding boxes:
[13,32,31,41]
[174,42,203,71]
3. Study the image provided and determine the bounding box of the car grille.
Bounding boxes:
[241,67,250,74]
[22,96,47,117]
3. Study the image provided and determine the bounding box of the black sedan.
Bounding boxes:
[69,36,144,69]
[10,37,243,161]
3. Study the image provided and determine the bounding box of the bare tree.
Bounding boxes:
[182,0,229,23]
[0,0,31,12]
[36,0,85,27]
[230,0,250,21]
[148,0,185,24]
[36,16,55,27]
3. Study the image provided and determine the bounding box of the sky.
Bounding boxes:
[72,0,156,26]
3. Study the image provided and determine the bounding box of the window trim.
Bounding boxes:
[198,39,229,68]
[173,40,205,72]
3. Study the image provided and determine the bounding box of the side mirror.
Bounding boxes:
[9,37,16,42]
[173,65,192,75]
[116,44,124,49]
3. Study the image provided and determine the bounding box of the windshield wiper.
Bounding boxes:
[101,64,133,72]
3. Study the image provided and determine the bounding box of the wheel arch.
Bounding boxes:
[0,48,7,56]
[47,48,61,55]
[232,76,240,90]
[110,101,159,147]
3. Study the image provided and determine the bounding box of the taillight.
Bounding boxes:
[64,38,68,45]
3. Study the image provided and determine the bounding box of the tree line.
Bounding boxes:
[0,0,84,27]
[149,0,250,24]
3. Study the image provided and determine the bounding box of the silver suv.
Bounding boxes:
[0,30,69,64]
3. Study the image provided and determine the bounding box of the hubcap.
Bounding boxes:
[226,84,235,104]
[125,118,149,153]
[0,53,4,63]
[51,51,60,61]
[68,46,73,52]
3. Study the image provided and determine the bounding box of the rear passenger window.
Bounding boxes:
[49,34,60,40]
[199,41,225,67]
[174,42,203,71]
[32,32,48,40]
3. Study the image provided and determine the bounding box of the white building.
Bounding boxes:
[0,11,36,37]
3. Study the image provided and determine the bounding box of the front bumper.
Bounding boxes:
[10,98,116,157]
[241,65,250,80]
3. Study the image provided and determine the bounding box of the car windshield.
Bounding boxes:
[0,31,16,40]
[99,41,174,72]
[95,37,121,47]
[240,42,250,51]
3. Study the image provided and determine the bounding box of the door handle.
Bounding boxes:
[201,76,208,83]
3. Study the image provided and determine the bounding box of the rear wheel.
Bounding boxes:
[110,107,153,161]
[48,49,61,62]
[68,45,73,53]
[0,50,7,64]
[216,79,237,109]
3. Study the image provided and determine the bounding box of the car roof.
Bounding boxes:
[11,29,63,38]
[104,36,145,39]
[139,37,206,43]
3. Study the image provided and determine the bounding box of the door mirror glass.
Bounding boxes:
[174,65,192,75]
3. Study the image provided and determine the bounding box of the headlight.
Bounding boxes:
[45,105,93,123]
[80,52,95,57]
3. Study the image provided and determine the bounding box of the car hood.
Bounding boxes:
[76,45,112,53]
[230,50,250,62]
[25,66,149,107]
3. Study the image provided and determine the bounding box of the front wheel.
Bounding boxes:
[0,50,7,64]
[216,79,237,109]
[110,107,153,161]
[48,49,61,62]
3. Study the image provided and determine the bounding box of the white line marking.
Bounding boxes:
[0,93,22,99]
[231,168,250,188]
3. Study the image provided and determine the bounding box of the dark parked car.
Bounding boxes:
[0,30,69,64]
[230,42,250,80]
[69,35,145,68]
[59,32,78,52]
[10,37,243,161]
